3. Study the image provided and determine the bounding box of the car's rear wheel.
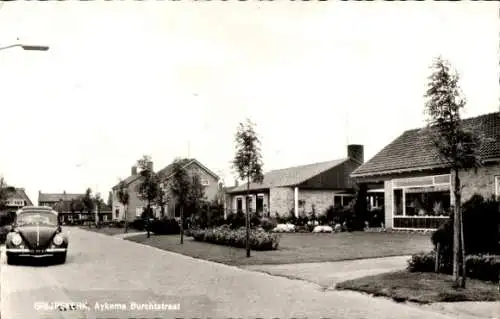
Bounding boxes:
[54,253,66,264]
[6,254,19,265]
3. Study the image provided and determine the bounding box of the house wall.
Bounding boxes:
[269,187,294,217]
[112,178,146,222]
[227,192,269,214]
[184,162,219,203]
[452,162,500,203]
[298,189,338,216]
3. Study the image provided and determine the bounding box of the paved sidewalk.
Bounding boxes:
[242,256,499,319]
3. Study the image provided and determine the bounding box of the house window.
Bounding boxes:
[334,196,342,207]
[201,178,209,186]
[495,176,500,200]
[115,208,119,219]
[404,187,451,216]
[136,207,143,217]
[394,189,403,216]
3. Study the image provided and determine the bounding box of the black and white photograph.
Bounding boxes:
[0,1,499,318]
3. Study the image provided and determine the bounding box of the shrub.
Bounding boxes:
[260,218,277,232]
[150,218,181,235]
[190,226,280,250]
[408,251,500,283]
[0,226,9,244]
[226,211,246,229]
[432,194,500,271]
[407,251,436,273]
[128,219,144,230]
[465,255,500,283]
[0,212,14,227]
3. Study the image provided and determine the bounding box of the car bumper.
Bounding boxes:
[6,248,67,257]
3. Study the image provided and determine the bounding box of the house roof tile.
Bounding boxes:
[38,193,85,203]
[227,158,349,193]
[351,112,500,177]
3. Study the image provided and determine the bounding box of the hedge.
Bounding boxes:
[407,251,500,283]
[190,225,280,250]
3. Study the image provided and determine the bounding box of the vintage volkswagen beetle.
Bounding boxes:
[6,206,68,264]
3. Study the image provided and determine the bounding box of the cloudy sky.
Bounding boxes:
[0,1,498,204]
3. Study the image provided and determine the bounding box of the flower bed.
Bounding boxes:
[190,226,280,250]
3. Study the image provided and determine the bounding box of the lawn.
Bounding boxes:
[336,270,500,303]
[126,231,433,266]
[78,226,143,236]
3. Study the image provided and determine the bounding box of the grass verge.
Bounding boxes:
[335,270,500,304]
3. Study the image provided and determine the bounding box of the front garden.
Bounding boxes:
[336,194,500,303]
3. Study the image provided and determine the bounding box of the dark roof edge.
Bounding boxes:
[351,164,449,178]
[295,158,349,186]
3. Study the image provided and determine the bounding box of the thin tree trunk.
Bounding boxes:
[124,205,128,233]
[246,177,250,258]
[180,205,184,244]
[146,203,151,238]
[460,207,467,288]
[452,168,460,288]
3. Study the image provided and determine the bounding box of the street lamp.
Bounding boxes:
[0,43,50,52]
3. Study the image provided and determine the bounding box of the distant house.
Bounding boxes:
[225,145,364,218]
[111,158,220,222]
[38,191,86,223]
[1,187,33,214]
[350,112,500,231]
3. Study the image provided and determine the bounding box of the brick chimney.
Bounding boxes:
[147,161,153,171]
[131,166,137,175]
[234,180,239,187]
[347,144,364,164]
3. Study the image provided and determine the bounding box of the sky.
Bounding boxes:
[0,1,498,204]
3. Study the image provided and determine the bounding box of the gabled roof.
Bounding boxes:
[351,112,500,177]
[157,158,220,181]
[7,188,33,206]
[112,158,220,190]
[227,158,349,193]
[38,192,84,203]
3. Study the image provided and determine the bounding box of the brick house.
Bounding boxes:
[38,191,86,223]
[225,145,364,218]
[1,187,33,214]
[350,112,500,231]
[111,158,220,222]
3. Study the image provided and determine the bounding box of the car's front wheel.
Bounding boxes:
[54,253,67,264]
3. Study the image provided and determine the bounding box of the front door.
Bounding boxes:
[236,198,243,213]
[256,196,264,214]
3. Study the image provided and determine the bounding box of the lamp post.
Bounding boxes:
[0,43,50,52]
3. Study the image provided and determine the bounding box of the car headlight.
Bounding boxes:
[53,234,64,246]
[11,234,22,246]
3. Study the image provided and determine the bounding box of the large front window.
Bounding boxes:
[392,174,451,229]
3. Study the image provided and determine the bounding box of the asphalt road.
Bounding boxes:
[1,227,469,319]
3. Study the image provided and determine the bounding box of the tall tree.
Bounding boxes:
[106,191,113,209]
[0,177,15,212]
[232,118,264,258]
[169,158,191,244]
[116,180,130,233]
[136,155,160,238]
[155,185,167,218]
[94,192,103,227]
[82,188,95,228]
[424,56,484,288]
[187,173,206,219]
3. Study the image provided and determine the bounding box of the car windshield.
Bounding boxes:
[16,212,58,226]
